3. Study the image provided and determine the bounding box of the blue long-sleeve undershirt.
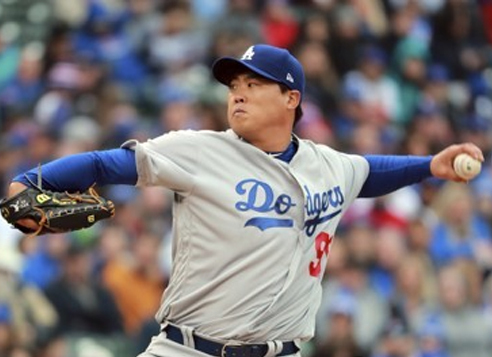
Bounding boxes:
[14,149,138,192]
[14,149,433,198]
[358,155,432,197]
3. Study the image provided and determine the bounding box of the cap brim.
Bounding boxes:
[212,57,281,86]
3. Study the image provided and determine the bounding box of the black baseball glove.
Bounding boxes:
[0,185,115,237]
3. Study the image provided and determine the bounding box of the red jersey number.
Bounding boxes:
[309,232,333,277]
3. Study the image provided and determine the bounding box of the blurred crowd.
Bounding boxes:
[1,0,492,356]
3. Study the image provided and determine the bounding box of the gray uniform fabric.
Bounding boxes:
[124,129,369,355]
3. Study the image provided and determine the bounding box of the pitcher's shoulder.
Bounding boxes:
[297,138,342,158]
[200,129,239,140]
[141,129,237,144]
[297,139,367,168]
[167,129,238,141]
[195,129,247,147]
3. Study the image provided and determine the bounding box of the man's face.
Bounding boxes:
[226,71,295,144]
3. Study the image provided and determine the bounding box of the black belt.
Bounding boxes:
[164,324,299,357]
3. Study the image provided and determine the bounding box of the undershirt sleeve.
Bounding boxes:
[13,148,138,192]
[358,155,433,198]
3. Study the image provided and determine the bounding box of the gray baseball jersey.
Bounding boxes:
[123,129,369,343]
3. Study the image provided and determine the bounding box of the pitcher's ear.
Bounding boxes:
[287,90,301,110]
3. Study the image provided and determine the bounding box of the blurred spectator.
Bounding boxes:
[422,64,449,101]
[33,62,82,137]
[391,254,438,333]
[386,0,445,15]
[44,241,124,336]
[211,0,263,50]
[0,36,21,92]
[350,0,388,39]
[391,37,429,125]
[0,43,45,113]
[147,1,208,74]
[368,196,410,231]
[407,217,433,259]
[344,223,376,270]
[349,123,384,154]
[57,115,103,155]
[123,0,161,60]
[429,181,492,270]
[483,273,492,329]
[328,3,366,76]
[51,0,87,27]
[194,102,228,131]
[158,97,200,131]
[418,63,465,130]
[294,100,334,146]
[33,334,68,357]
[41,23,74,76]
[344,44,400,127]
[0,128,28,196]
[191,0,228,25]
[480,0,492,44]
[0,303,16,356]
[319,258,388,352]
[471,159,492,236]
[369,227,408,301]
[21,233,70,289]
[261,0,300,49]
[101,103,148,148]
[109,189,146,239]
[395,1,433,46]
[102,232,166,336]
[458,114,492,155]
[97,225,130,263]
[415,314,450,357]
[323,237,349,281]
[371,308,419,357]
[430,1,487,80]
[331,84,372,150]
[436,263,492,357]
[312,289,368,357]
[295,41,338,118]
[407,100,454,153]
[135,186,173,238]
[383,4,416,54]
[0,247,58,352]
[380,186,423,224]
[296,12,330,47]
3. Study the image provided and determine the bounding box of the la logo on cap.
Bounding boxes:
[286,73,294,83]
[241,46,255,60]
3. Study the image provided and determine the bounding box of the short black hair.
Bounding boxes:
[279,83,303,127]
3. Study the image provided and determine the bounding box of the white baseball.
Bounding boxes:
[453,153,481,180]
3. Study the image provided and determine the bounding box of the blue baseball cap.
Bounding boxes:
[212,44,305,99]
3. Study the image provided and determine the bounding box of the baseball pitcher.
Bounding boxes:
[2,44,483,357]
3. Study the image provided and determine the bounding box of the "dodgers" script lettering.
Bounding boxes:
[235,179,345,235]
[235,179,296,230]
[303,185,344,236]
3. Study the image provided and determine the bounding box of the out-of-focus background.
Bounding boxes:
[1,0,492,356]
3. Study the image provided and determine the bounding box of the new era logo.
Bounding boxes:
[286,73,294,83]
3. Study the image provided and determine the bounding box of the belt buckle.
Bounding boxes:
[220,341,242,357]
